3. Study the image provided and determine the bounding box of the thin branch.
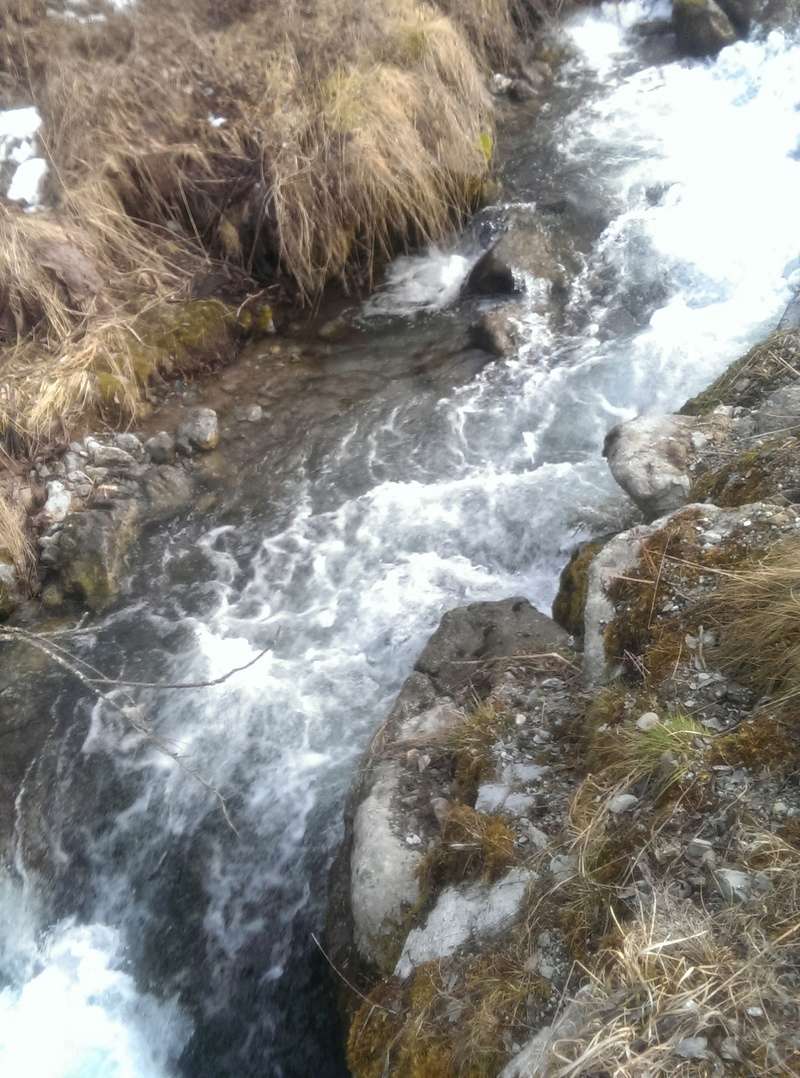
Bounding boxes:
[310,932,398,1014]
[448,651,579,670]
[0,625,241,836]
[86,643,273,690]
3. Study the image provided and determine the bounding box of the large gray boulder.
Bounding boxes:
[415,597,569,694]
[673,0,737,56]
[603,412,734,521]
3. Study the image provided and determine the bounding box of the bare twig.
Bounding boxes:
[310,932,398,1014]
[0,624,245,835]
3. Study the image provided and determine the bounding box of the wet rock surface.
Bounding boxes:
[672,0,737,56]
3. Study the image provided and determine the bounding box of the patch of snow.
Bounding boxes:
[7,158,48,208]
[0,107,47,208]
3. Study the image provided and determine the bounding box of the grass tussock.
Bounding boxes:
[0,490,34,586]
[444,697,517,800]
[545,887,800,1076]
[587,713,708,796]
[0,0,549,446]
[710,538,800,699]
[418,803,517,892]
[348,946,553,1077]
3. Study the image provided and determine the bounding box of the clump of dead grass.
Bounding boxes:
[418,803,518,892]
[444,697,517,799]
[2,0,549,446]
[709,538,800,701]
[542,886,800,1076]
[0,490,34,586]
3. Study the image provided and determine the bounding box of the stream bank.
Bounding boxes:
[331,321,800,1077]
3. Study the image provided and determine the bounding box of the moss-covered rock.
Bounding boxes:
[689,435,800,507]
[53,502,140,610]
[552,538,607,637]
[680,331,800,416]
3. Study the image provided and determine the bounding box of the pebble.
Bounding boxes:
[608,793,639,815]
[42,480,73,524]
[177,408,220,452]
[715,867,752,903]
[145,431,176,464]
[675,1036,708,1060]
[685,838,715,867]
[636,712,660,732]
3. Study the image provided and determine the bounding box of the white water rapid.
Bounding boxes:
[2,3,800,1075]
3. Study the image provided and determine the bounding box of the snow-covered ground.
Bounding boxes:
[0,107,47,209]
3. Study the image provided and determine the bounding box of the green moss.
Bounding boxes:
[680,330,800,416]
[417,804,517,896]
[552,538,606,636]
[711,712,798,772]
[478,130,493,165]
[690,437,796,507]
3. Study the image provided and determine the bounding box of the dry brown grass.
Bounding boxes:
[543,883,800,1076]
[0,489,34,591]
[418,802,518,892]
[0,0,551,446]
[708,538,800,701]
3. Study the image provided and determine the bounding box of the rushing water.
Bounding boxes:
[2,3,800,1075]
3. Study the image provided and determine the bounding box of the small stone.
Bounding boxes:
[145,431,176,464]
[405,833,422,847]
[431,798,451,828]
[719,1037,742,1062]
[685,838,715,867]
[746,1006,764,1018]
[85,438,138,469]
[715,867,752,903]
[772,800,789,817]
[177,408,219,452]
[244,404,263,422]
[42,480,73,524]
[675,1036,708,1060]
[317,315,349,341]
[525,824,549,850]
[490,72,512,94]
[608,793,638,815]
[40,583,64,609]
[417,753,431,773]
[636,712,660,732]
[549,853,577,880]
[114,432,143,457]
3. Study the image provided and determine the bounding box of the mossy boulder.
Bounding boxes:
[672,0,737,56]
[680,331,800,416]
[585,502,800,686]
[689,435,800,507]
[552,538,608,637]
[53,503,141,610]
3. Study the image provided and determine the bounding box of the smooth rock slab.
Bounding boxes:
[394,867,535,979]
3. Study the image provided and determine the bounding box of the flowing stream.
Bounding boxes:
[2,3,800,1075]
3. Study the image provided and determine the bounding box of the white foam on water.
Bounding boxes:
[360,248,474,319]
[0,879,190,1078]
